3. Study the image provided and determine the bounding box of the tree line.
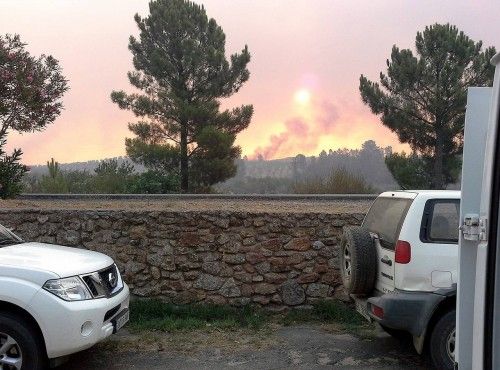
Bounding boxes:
[24,158,179,194]
[0,0,497,198]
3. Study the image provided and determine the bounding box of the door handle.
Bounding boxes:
[381,256,392,266]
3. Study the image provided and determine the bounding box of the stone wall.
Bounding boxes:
[0,209,364,308]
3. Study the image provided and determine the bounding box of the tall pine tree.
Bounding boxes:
[359,24,495,189]
[112,0,253,192]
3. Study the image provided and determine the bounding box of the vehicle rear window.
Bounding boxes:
[362,197,412,250]
[421,200,460,243]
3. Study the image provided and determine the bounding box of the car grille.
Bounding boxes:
[81,264,123,298]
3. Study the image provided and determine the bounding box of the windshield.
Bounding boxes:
[362,197,413,250]
[0,224,22,246]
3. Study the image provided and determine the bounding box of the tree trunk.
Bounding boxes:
[180,123,189,192]
[432,133,444,189]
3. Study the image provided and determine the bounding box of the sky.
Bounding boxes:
[2,0,500,165]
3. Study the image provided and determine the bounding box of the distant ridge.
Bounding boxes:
[27,157,145,176]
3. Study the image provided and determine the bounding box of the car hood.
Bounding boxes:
[0,242,114,277]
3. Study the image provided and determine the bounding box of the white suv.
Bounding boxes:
[340,190,460,370]
[0,223,130,370]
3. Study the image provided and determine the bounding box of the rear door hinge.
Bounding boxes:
[460,214,488,241]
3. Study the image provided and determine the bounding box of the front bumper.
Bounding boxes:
[28,283,130,359]
[366,288,454,337]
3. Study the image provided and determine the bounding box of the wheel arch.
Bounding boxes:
[424,293,456,350]
[0,300,48,357]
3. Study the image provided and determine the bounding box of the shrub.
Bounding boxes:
[0,138,28,199]
[293,167,374,194]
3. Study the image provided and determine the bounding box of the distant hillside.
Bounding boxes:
[217,140,399,193]
[27,157,145,176]
[25,140,399,194]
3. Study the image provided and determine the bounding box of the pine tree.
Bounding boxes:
[359,24,496,189]
[111,0,253,192]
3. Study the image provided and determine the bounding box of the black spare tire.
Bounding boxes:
[339,226,377,295]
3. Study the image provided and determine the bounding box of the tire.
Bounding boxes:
[0,312,46,370]
[339,226,377,295]
[429,310,456,370]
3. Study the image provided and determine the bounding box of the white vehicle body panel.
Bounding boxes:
[371,191,417,293]
[0,242,114,277]
[395,191,460,292]
[456,87,492,370]
[366,190,460,294]
[0,240,130,359]
[28,284,130,358]
[457,54,500,369]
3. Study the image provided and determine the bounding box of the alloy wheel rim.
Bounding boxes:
[446,328,456,362]
[0,333,22,370]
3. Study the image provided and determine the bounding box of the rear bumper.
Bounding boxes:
[366,288,455,337]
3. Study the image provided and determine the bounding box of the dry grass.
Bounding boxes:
[98,326,281,354]
[0,198,371,214]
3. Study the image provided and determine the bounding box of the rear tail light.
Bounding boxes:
[371,304,384,319]
[395,240,411,264]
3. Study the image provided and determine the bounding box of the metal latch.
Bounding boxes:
[460,214,487,241]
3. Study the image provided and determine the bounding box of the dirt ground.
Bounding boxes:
[1,197,371,214]
[58,324,430,369]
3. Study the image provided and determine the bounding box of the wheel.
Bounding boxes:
[0,312,46,370]
[429,310,456,370]
[339,226,377,295]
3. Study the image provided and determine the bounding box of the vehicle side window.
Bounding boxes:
[420,199,460,243]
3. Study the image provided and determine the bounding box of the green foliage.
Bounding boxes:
[63,170,93,193]
[190,126,240,192]
[293,168,374,194]
[0,34,68,197]
[47,158,60,179]
[91,159,136,194]
[283,300,366,327]
[111,0,253,192]
[130,170,180,194]
[128,299,366,334]
[385,152,431,189]
[0,34,68,135]
[359,23,496,189]
[0,133,28,199]
[38,158,68,193]
[26,158,181,194]
[126,138,180,175]
[129,300,266,332]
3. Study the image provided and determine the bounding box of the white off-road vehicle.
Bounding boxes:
[340,190,460,370]
[0,223,130,370]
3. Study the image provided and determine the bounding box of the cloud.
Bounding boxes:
[251,99,340,159]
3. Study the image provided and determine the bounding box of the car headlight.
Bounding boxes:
[43,276,92,301]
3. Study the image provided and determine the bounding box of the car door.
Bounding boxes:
[362,193,414,293]
[457,57,500,369]
[478,55,500,370]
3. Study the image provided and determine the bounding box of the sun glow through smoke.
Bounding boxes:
[294,89,311,105]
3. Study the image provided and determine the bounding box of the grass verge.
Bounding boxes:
[129,300,268,332]
[282,300,366,327]
[128,299,368,334]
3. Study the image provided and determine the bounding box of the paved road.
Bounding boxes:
[58,325,431,369]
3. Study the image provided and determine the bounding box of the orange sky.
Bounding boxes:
[2,0,500,164]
